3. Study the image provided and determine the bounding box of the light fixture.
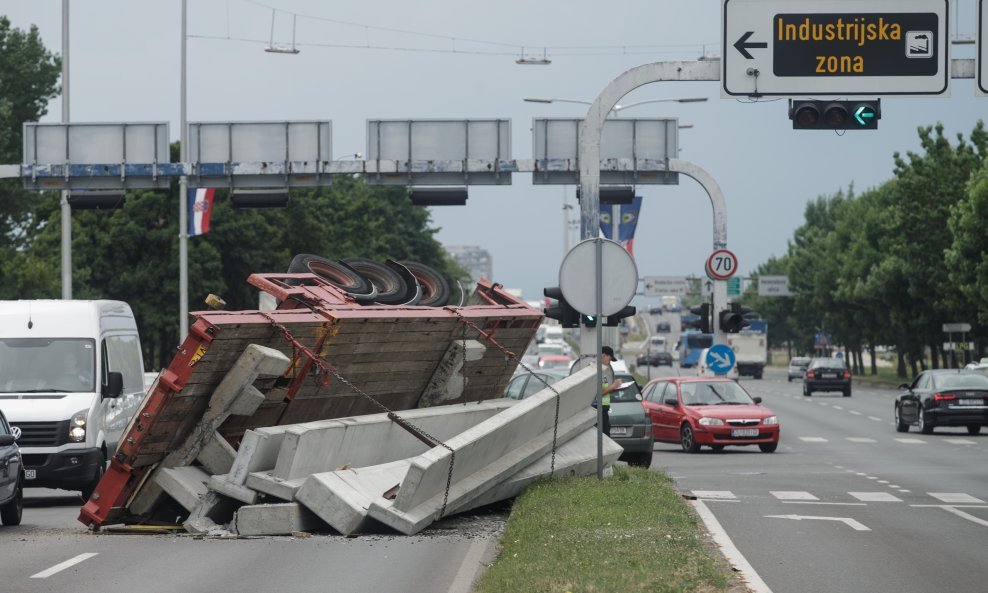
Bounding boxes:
[231,189,289,208]
[515,47,551,65]
[599,186,635,204]
[409,187,467,206]
[264,10,300,54]
[67,190,126,210]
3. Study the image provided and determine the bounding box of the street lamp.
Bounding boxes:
[524,96,707,115]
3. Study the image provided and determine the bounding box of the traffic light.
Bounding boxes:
[688,303,711,333]
[719,303,752,333]
[543,287,580,328]
[789,99,880,130]
[604,305,635,327]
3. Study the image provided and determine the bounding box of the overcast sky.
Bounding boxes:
[2,0,984,304]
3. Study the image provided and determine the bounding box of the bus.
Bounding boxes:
[678,330,713,368]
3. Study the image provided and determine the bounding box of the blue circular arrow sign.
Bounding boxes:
[706,344,736,375]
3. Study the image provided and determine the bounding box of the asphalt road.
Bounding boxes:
[651,366,988,593]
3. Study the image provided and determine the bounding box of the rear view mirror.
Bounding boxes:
[664,397,679,406]
[753,396,762,404]
[898,383,909,390]
[102,371,123,399]
[0,434,14,446]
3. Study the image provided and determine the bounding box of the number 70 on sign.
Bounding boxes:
[705,249,738,281]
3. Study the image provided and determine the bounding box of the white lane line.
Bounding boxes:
[944,438,977,445]
[936,506,988,528]
[832,405,844,410]
[929,493,986,504]
[799,437,828,442]
[895,438,926,444]
[447,536,496,593]
[867,416,883,422]
[31,553,99,579]
[693,490,737,500]
[850,492,902,502]
[846,437,877,443]
[692,500,774,593]
[772,491,819,501]
[849,410,862,416]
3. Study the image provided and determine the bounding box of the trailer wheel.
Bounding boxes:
[400,261,450,307]
[341,258,408,305]
[287,254,374,299]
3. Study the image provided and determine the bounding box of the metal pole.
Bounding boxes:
[595,237,604,479]
[60,0,71,299]
[179,0,189,340]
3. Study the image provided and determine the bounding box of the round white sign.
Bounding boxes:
[559,239,638,317]
[705,249,738,281]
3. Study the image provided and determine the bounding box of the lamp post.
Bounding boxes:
[523,95,707,115]
[60,0,71,299]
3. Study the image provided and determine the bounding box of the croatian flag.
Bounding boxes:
[188,187,215,237]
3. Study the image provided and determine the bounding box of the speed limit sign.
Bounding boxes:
[705,249,738,281]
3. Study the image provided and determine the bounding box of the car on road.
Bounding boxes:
[894,369,988,435]
[537,354,573,371]
[636,350,673,367]
[787,357,811,382]
[0,408,24,526]
[604,374,654,468]
[803,357,851,397]
[504,368,570,400]
[639,377,780,453]
[655,321,671,333]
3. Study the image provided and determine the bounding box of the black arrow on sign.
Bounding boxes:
[733,31,767,59]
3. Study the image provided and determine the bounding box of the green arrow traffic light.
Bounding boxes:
[854,105,876,126]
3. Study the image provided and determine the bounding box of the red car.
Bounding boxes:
[639,377,780,453]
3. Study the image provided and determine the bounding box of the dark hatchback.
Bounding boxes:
[803,357,852,397]
[636,351,673,367]
[605,374,654,468]
[0,409,23,526]
[895,369,988,435]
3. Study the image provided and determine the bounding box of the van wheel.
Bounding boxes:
[967,425,982,436]
[81,452,105,502]
[0,475,23,526]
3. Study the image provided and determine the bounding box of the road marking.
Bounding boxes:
[894,438,926,444]
[693,490,736,500]
[772,491,818,501]
[817,402,829,406]
[850,492,902,502]
[868,416,883,422]
[832,405,844,410]
[944,438,976,445]
[846,437,877,443]
[692,500,774,593]
[929,493,985,504]
[31,553,99,579]
[849,410,862,416]
[938,506,988,527]
[447,536,496,593]
[799,437,828,442]
[766,514,870,531]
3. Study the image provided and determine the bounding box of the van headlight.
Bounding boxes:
[69,409,88,442]
[698,417,724,426]
[763,416,779,425]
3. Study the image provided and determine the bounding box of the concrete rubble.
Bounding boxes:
[79,275,624,536]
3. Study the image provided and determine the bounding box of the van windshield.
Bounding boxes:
[0,338,96,393]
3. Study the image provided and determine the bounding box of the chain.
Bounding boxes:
[261,313,459,518]
[444,309,562,475]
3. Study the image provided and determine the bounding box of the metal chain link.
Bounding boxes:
[260,313,458,518]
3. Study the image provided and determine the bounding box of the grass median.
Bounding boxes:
[473,465,739,593]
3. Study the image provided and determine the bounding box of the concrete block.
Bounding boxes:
[154,466,211,512]
[294,460,409,536]
[227,427,289,485]
[185,489,241,531]
[197,431,236,475]
[454,427,624,513]
[245,471,305,502]
[234,502,329,536]
[273,400,514,480]
[418,339,487,407]
[208,474,261,505]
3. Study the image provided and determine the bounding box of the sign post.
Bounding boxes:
[979,0,987,96]
[722,0,951,97]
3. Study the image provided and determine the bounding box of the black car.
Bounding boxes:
[803,357,851,397]
[0,409,24,526]
[895,369,988,435]
[605,374,654,468]
[636,351,673,367]
[655,321,671,333]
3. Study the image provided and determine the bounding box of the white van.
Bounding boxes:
[0,301,145,498]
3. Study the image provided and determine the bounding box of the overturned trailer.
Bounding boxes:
[79,272,620,535]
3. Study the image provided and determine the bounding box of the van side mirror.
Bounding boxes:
[753,396,762,404]
[664,397,679,406]
[898,383,910,390]
[0,434,14,446]
[102,371,124,398]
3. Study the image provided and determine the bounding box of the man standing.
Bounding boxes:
[599,346,621,436]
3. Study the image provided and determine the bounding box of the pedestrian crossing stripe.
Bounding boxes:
[850,492,902,502]
[929,493,985,504]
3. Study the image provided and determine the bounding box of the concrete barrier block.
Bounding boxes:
[245,471,305,502]
[154,466,211,512]
[294,460,409,535]
[208,474,261,505]
[234,502,329,536]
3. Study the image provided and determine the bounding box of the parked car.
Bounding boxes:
[504,368,570,400]
[787,357,811,382]
[0,409,24,526]
[803,357,851,397]
[602,374,654,468]
[640,377,780,453]
[894,369,988,435]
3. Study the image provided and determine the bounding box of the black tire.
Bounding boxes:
[803,385,812,397]
[0,476,23,526]
[755,372,763,380]
[400,261,450,307]
[710,444,725,453]
[287,254,375,299]
[759,442,778,453]
[918,409,934,435]
[81,452,105,502]
[680,424,700,453]
[894,405,909,433]
[843,388,852,397]
[967,425,982,436]
[385,260,422,305]
[341,258,408,305]
[787,376,792,383]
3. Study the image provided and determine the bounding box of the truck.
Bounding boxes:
[0,300,146,499]
[678,330,713,368]
[726,319,768,379]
